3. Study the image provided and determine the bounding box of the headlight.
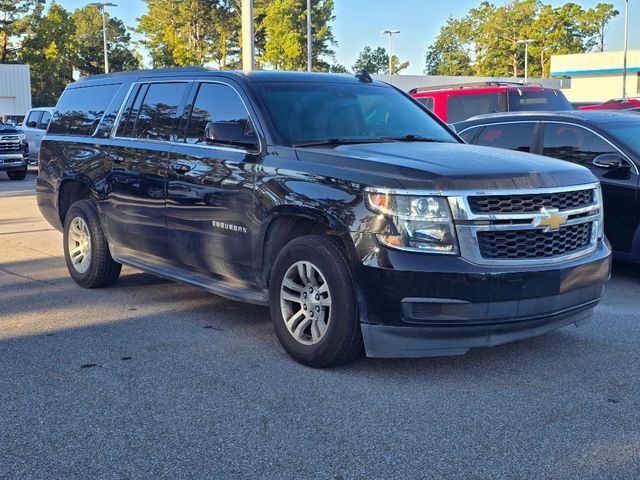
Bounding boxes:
[366,189,458,254]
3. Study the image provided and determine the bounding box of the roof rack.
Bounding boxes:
[79,66,210,81]
[409,81,542,94]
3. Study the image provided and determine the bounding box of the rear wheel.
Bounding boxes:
[63,199,121,288]
[269,235,363,367]
[7,167,27,180]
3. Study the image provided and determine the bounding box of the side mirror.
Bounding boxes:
[204,121,258,149]
[592,153,627,170]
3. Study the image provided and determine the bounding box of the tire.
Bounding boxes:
[7,167,27,181]
[269,235,363,367]
[63,199,121,288]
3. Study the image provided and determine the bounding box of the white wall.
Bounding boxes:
[371,74,568,92]
[0,65,32,116]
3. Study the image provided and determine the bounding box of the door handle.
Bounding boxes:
[109,153,125,164]
[171,163,192,174]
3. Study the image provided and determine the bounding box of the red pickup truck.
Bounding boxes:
[410,82,573,123]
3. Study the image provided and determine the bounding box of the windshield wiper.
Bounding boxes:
[292,137,390,148]
[378,134,450,143]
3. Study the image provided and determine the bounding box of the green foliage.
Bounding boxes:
[260,0,335,71]
[72,5,139,75]
[18,2,76,106]
[0,0,43,63]
[425,0,620,78]
[352,46,409,75]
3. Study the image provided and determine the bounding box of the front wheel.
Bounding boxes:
[63,199,121,288]
[7,167,27,180]
[269,235,363,367]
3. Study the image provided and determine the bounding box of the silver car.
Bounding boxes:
[21,107,54,164]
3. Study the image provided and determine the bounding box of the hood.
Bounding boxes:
[295,142,597,190]
[0,125,21,134]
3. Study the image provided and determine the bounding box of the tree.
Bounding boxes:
[352,46,409,75]
[352,46,387,74]
[582,3,619,52]
[260,0,336,71]
[0,0,42,63]
[18,2,76,106]
[424,17,472,76]
[72,5,139,75]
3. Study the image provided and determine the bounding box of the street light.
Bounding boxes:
[382,30,400,78]
[88,2,117,74]
[241,0,255,70]
[622,0,629,98]
[517,39,536,85]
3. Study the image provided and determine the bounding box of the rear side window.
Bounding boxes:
[415,97,434,111]
[446,93,505,123]
[185,83,256,146]
[119,82,189,142]
[475,123,536,153]
[25,110,42,128]
[38,111,52,130]
[49,84,120,136]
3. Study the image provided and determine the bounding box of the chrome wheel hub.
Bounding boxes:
[280,261,332,345]
[68,217,92,274]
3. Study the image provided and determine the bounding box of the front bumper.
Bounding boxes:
[0,154,27,171]
[353,236,611,358]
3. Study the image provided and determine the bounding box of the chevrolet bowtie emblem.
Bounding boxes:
[535,208,568,232]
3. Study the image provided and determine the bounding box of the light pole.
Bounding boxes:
[88,2,117,74]
[382,30,400,79]
[622,0,629,98]
[517,39,536,84]
[307,0,312,72]
[241,0,255,70]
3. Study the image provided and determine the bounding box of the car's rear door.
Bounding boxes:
[104,80,192,259]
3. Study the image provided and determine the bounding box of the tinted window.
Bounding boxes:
[129,82,189,141]
[458,126,482,143]
[446,94,504,123]
[38,111,52,130]
[185,83,256,146]
[475,123,535,152]
[542,123,617,166]
[25,110,42,128]
[508,90,572,112]
[254,82,456,147]
[49,84,120,136]
[601,121,640,152]
[416,97,434,111]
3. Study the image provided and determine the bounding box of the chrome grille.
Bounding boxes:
[468,189,593,213]
[448,183,602,266]
[0,135,21,152]
[477,223,592,259]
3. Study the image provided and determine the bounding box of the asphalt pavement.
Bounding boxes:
[1,173,639,479]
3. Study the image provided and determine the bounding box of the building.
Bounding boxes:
[0,64,32,122]
[551,50,639,103]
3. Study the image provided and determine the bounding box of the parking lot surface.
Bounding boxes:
[1,174,639,480]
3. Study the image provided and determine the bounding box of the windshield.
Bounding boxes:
[601,120,640,152]
[508,90,572,112]
[253,81,457,147]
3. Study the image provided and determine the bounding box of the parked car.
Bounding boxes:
[579,98,640,111]
[0,121,29,180]
[37,69,610,366]
[409,81,573,123]
[21,107,54,164]
[455,110,640,260]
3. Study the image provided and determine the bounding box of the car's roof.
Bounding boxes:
[78,68,388,87]
[412,85,552,96]
[457,110,640,126]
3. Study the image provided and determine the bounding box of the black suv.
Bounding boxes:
[37,68,611,366]
[0,121,29,180]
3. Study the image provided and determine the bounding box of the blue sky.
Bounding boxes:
[56,0,639,74]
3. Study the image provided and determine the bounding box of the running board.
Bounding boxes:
[111,246,269,306]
